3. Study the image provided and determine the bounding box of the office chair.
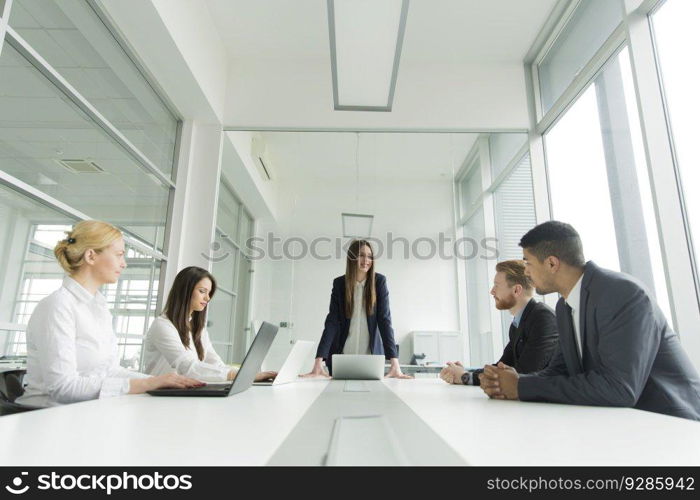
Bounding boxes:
[0,369,40,416]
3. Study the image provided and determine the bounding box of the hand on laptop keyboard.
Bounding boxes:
[132,373,205,393]
[254,371,277,382]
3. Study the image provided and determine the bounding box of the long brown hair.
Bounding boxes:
[344,240,376,318]
[163,266,217,360]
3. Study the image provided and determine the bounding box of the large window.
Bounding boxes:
[208,180,255,364]
[651,0,700,299]
[545,83,621,272]
[0,185,70,356]
[0,1,178,366]
[537,0,623,115]
[543,46,671,321]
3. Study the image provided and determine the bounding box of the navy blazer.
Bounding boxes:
[519,261,700,421]
[316,273,398,373]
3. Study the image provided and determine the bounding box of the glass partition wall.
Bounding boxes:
[455,133,535,366]
[209,180,255,364]
[0,0,178,369]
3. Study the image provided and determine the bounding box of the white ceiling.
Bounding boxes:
[258,131,479,181]
[206,0,558,63]
[206,0,558,129]
[212,0,557,171]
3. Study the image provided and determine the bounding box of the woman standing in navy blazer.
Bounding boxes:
[303,239,411,378]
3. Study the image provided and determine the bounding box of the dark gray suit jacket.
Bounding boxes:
[518,261,700,421]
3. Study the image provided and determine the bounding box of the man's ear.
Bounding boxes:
[546,255,560,273]
[513,284,523,297]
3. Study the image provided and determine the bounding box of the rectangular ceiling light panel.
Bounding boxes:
[342,212,374,238]
[329,0,408,111]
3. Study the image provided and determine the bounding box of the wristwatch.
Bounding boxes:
[460,371,473,385]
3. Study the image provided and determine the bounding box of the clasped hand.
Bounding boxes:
[479,362,519,400]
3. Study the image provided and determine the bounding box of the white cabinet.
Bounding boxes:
[438,333,462,364]
[413,333,439,365]
[401,331,463,365]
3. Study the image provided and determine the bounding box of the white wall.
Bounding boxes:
[163,121,223,295]
[98,0,226,123]
[222,132,278,220]
[150,0,228,118]
[249,216,297,371]
[224,60,530,130]
[252,174,461,370]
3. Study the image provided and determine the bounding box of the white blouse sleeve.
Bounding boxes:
[146,318,230,382]
[107,359,150,396]
[36,300,135,404]
[201,328,228,367]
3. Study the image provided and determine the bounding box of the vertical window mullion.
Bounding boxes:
[594,56,656,288]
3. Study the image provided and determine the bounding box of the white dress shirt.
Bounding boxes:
[342,279,371,355]
[17,277,149,408]
[565,274,585,360]
[142,316,230,382]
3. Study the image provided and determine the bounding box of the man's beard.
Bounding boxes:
[494,295,517,311]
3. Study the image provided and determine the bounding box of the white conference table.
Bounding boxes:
[0,378,698,466]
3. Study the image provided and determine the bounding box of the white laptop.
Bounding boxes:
[331,354,385,380]
[254,340,316,386]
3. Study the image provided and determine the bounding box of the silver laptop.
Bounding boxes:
[254,340,315,386]
[331,354,385,380]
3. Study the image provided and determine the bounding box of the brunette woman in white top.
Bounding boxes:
[143,266,276,382]
[17,221,202,408]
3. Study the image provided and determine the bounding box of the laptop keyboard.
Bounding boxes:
[186,383,232,391]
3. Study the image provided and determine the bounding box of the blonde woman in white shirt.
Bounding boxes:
[17,221,202,408]
[143,266,276,383]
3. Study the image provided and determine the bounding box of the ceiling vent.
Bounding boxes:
[56,159,104,174]
[251,134,273,181]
